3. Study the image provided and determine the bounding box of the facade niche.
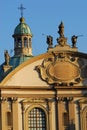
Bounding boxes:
[7,112,12,126]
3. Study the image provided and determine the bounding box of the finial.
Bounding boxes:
[18,4,26,17]
[56,22,67,46]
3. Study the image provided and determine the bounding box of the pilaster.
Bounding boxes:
[68,99,75,130]
[47,99,53,130]
[0,97,7,130]
[75,101,81,130]
[11,97,18,130]
[51,99,57,130]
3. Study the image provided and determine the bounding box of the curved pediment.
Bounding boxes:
[1,51,87,87]
[0,53,50,87]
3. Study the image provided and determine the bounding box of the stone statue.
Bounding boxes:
[71,35,83,48]
[71,35,78,47]
[4,50,10,66]
[46,35,53,48]
[58,22,64,37]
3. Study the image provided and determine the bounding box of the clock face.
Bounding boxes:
[48,61,80,81]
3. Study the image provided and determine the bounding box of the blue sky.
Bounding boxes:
[0,0,87,63]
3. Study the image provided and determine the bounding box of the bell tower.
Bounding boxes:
[12,4,33,56]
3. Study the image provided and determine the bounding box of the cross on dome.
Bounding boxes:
[18,4,26,17]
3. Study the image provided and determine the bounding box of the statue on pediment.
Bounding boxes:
[58,21,64,37]
[46,35,53,49]
[4,50,10,66]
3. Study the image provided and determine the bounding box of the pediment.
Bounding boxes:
[0,53,50,87]
[1,51,87,87]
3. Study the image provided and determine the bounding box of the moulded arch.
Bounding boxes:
[24,104,49,130]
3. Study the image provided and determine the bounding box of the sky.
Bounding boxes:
[0,0,87,64]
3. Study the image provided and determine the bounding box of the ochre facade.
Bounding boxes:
[0,16,87,130]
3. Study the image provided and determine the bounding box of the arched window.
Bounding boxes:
[17,38,22,47]
[24,37,28,47]
[28,107,46,130]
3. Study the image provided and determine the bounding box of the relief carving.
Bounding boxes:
[35,52,82,86]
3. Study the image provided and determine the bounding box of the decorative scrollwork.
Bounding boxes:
[35,52,81,86]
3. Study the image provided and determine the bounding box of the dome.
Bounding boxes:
[0,55,33,82]
[14,17,32,35]
[9,55,33,68]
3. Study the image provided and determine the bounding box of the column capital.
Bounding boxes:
[57,97,73,102]
[0,97,7,102]
[10,97,18,102]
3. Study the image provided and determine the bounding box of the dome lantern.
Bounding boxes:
[12,4,33,56]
